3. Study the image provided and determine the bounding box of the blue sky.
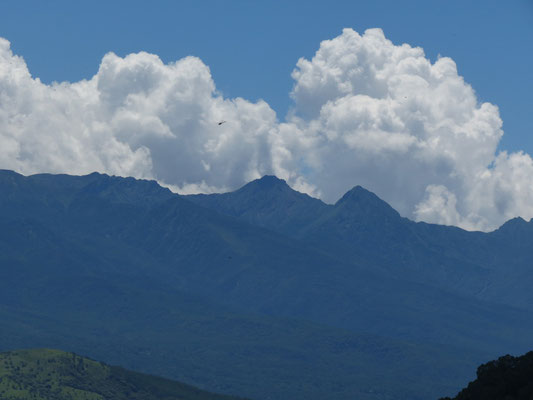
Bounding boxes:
[1,0,533,230]
[1,0,531,152]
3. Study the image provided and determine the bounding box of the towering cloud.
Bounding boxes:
[0,29,531,231]
[277,28,530,231]
[0,39,277,194]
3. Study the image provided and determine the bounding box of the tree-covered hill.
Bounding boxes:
[0,349,248,400]
[440,351,533,400]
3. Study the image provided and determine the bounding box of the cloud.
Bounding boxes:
[0,38,278,194]
[277,28,520,231]
[0,30,531,231]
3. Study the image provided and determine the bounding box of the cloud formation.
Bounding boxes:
[0,29,532,231]
[277,28,526,231]
[0,39,277,194]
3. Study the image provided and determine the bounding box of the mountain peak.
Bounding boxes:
[339,185,372,199]
[231,175,296,198]
[245,175,289,190]
[495,216,533,234]
[505,216,527,224]
[335,185,401,220]
[185,175,329,235]
[337,185,384,206]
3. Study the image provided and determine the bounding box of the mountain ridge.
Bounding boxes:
[186,174,533,309]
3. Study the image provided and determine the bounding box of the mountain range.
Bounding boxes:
[1,169,533,400]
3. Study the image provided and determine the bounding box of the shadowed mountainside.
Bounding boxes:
[187,175,533,309]
[2,170,533,400]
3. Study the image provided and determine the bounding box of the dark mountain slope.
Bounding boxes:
[3,171,492,400]
[2,170,532,350]
[298,186,494,296]
[484,217,533,272]
[187,179,490,289]
[187,176,533,310]
[0,349,247,400]
[6,170,526,352]
[120,195,533,352]
[1,170,533,399]
[187,175,329,236]
[0,270,487,400]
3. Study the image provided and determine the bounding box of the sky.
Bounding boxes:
[0,0,532,231]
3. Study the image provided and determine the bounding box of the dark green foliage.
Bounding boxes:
[440,351,533,400]
[0,349,247,400]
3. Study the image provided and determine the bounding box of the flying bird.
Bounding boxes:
[218,120,226,126]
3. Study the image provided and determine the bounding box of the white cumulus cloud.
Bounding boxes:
[0,29,531,231]
[276,28,527,231]
[0,38,278,193]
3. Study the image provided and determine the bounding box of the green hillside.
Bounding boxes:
[0,349,247,400]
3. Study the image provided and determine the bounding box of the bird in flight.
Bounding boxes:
[218,120,226,126]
